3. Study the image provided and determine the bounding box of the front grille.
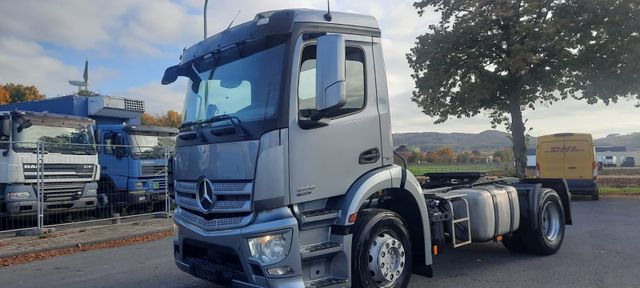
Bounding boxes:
[141,165,166,177]
[150,179,168,191]
[212,183,247,191]
[38,182,85,202]
[175,180,253,230]
[23,163,95,181]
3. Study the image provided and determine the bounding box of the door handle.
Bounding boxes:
[359,148,380,164]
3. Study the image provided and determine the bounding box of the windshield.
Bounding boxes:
[129,133,176,159]
[13,123,96,154]
[182,41,286,124]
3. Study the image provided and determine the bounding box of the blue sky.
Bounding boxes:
[0,0,638,137]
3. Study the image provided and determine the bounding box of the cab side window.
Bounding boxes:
[298,45,366,119]
[103,132,114,155]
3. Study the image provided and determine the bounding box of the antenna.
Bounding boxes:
[227,10,241,29]
[324,0,332,21]
[203,0,209,40]
[68,59,89,93]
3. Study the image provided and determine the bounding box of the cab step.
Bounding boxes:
[299,209,340,230]
[300,241,342,260]
[305,277,348,288]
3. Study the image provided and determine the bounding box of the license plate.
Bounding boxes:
[139,196,146,201]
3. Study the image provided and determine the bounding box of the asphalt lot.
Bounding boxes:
[1,197,639,288]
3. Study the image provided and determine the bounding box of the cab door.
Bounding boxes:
[288,34,382,203]
[100,131,129,185]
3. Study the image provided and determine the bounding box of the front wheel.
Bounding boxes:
[352,209,412,288]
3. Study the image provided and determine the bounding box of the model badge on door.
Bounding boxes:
[296,185,316,196]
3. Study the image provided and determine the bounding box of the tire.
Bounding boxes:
[352,209,412,288]
[521,189,566,255]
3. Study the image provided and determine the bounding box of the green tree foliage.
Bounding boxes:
[493,148,514,164]
[457,151,471,164]
[425,147,456,163]
[76,89,100,97]
[2,83,46,103]
[140,113,159,126]
[0,86,9,104]
[408,0,640,177]
[411,151,422,163]
[140,111,183,128]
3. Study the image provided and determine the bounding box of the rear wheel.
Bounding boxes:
[523,189,565,255]
[352,209,412,288]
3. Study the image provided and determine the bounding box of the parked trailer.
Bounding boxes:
[0,95,177,215]
[161,9,573,287]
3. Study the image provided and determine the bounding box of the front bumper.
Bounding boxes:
[124,178,169,204]
[125,190,167,204]
[566,179,598,195]
[173,207,304,287]
[2,182,98,216]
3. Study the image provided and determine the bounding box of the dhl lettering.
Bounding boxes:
[545,146,584,153]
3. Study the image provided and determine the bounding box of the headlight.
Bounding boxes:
[7,192,31,199]
[247,233,289,264]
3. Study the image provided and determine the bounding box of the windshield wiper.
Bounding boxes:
[180,115,250,140]
[202,115,250,139]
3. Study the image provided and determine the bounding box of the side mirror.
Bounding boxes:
[16,119,32,133]
[161,65,180,85]
[115,147,126,158]
[315,34,346,115]
[0,119,10,138]
[162,63,201,93]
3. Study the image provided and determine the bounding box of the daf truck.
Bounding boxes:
[0,95,178,215]
[162,9,573,287]
[0,110,99,224]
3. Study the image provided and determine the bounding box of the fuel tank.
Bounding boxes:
[454,185,520,242]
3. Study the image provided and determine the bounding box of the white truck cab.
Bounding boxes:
[0,110,99,220]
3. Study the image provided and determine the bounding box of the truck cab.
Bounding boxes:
[0,95,178,214]
[97,124,177,212]
[163,9,572,288]
[0,110,99,220]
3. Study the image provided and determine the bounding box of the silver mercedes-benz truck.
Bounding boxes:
[0,110,99,221]
[162,9,572,287]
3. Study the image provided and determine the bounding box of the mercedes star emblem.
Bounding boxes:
[196,178,216,212]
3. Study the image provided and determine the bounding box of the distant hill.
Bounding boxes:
[394,130,639,152]
[392,130,536,152]
[596,133,640,150]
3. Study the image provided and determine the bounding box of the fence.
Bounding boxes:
[1,141,174,234]
[407,163,509,176]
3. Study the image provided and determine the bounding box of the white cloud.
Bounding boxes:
[122,81,187,115]
[0,37,114,97]
[0,0,637,137]
[0,0,203,55]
